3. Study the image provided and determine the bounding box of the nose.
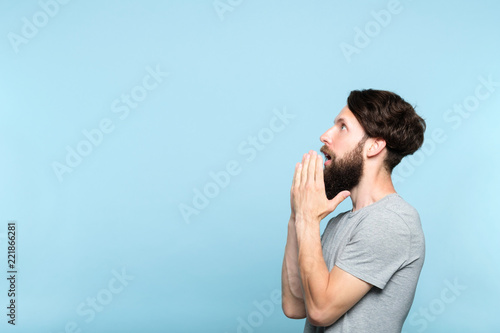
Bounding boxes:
[320,127,333,144]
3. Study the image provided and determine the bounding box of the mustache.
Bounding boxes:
[320,145,334,159]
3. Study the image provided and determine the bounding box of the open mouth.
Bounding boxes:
[320,147,332,165]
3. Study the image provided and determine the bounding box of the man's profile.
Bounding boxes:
[281,89,426,332]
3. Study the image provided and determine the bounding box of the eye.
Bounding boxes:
[340,124,347,130]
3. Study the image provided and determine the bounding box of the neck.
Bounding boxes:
[349,166,396,212]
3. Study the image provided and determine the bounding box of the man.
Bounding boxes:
[281,89,426,332]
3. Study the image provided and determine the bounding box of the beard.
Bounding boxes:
[322,137,366,200]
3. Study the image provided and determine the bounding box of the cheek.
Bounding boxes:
[331,145,345,159]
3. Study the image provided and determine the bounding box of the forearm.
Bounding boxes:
[284,217,303,298]
[295,216,330,316]
[281,216,306,318]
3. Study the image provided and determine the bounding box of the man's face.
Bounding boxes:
[319,106,368,199]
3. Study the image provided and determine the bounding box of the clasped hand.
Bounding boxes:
[291,150,350,223]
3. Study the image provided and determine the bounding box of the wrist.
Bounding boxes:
[295,213,320,226]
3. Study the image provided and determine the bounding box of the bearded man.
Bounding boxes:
[281,89,426,333]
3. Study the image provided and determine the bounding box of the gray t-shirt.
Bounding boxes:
[303,193,425,333]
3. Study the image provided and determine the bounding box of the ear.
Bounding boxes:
[366,137,386,158]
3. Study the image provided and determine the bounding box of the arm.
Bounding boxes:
[291,151,372,326]
[281,215,306,319]
[295,217,372,326]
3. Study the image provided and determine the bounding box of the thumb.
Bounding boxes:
[328,190,351,211]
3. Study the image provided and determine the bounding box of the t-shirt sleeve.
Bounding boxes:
[335,212,411,289]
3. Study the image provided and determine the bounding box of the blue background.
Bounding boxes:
[1,0,499,332]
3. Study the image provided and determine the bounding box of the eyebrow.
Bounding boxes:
[334,117,348,124]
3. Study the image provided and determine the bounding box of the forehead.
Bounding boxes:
[334,106,360,125]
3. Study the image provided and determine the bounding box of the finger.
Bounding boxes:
[293,162,302,188]
[328,190,351,211]
[315,154,324,184]
[307,151,317,184]
[300,153,310,186]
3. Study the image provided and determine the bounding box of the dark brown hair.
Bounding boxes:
[347,89,426,172]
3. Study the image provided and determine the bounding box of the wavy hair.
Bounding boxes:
[347,89,426,172]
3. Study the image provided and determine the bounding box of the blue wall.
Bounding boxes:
[1,1,499,332]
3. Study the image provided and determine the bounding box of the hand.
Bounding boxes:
[291,150,350,223]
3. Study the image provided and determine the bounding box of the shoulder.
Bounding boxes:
[352,194,424,242]
[385,194,421,222]
[382,195,424,241]
[356,194,425,261]
[365,194,421,227]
